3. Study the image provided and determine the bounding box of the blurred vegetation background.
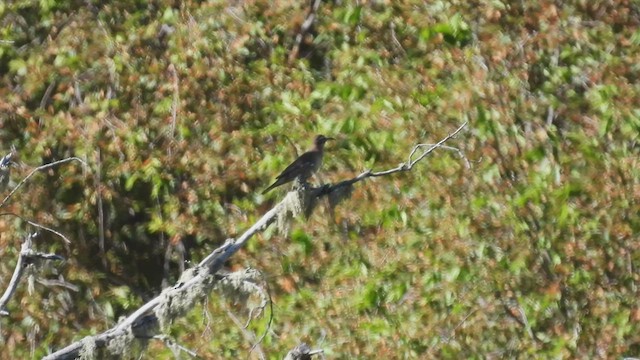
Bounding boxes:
[1,0,639,358]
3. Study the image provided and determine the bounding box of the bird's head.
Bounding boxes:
[314,134,334,149]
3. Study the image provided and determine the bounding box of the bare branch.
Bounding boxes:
[96,149,106,264]
[0,233,64,316]
[0,234,34,316]
[370,121,468,176]
[0,156,88,209]
[152,335,199,358]
[245,272,273,358]
[168,63,180,139]
[36,277,80,292]
[43,124,467,359]
[0,212,72,244]
[405,121,468,169]
[224,307,266,360]
[439,308,478,343]
[39,81,57,110]
[317,122,468,197]
[389,22,406,56]
[27,220,72,245]
[289,0,322,63]
[407,143,471,170]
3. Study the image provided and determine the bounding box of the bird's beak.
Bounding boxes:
[325,137,335,141]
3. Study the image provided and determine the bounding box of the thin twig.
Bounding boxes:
[441,308,478,343]
[39,81,57,110]
[407,143,470,169]
[280,135,300,158]
[0,234,35,316]
[246,276,273,358]
[320,122,468,192]
[96,149,106,263]
[36,278,79,292]
[249,286,273,358]
[0,157,88,209]
[0,212,72,244]
[200,296,214,340]
[382,121,468,174]
[152,335,200,358]
[241,277,268,329]
[26,220,72,245]
[224,306,266,360]
[0,233,64,316]
[389,22,406,55]
[289,0,322,62]
[73,79,83,106]
[168,63,179,139]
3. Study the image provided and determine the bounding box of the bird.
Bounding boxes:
[262,134,334,194]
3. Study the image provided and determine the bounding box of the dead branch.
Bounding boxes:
[328,121,467,184]
[224,306,266,360]
[43,123,467,359]
[0,233,65,316]
[0,154,82,315]
[0,212,72,245]
[152,335,199,358]
[168,63,180,139]
[0,156,87,209]
[289,0,322,63]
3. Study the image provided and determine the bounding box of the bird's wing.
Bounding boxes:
[275,151,315,179]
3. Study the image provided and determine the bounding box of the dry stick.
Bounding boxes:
[168,63,179,139]
[0,156,85,257]
[224,306,266,360]
[25,219,72,245]
[0,156,86,315]
[39,81,57,110]
[0,212,72,245]
[389,22,406,55]
[43,199,293,359]
[35,278,80,292]
[321,121,468,191]
[0,157,87,209]
[152,335,199,358]
[0,235,34,316]
[43,123,468,359]
[96,149,106,263]
[0,234,64,316]
[245,276,273,358]
[282,135,301,158]
[441,308,478,343]
[289,0,322,62]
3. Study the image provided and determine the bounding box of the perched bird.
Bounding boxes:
[262,134,334,194]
